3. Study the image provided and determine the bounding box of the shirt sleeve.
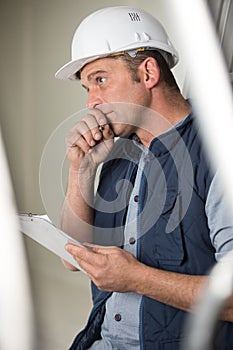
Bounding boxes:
[205,171,233,261]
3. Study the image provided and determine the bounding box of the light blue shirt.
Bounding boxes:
[89,140,146,350]
[206,171,233,261]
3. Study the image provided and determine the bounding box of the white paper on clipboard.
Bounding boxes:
[18,213,86,272]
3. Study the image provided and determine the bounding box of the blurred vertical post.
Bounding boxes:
[162,0,233,348]
[163,0,233,213]
[0,127,35,350]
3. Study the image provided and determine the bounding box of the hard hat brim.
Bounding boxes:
[55,55,104,81]
[55,43,179,81]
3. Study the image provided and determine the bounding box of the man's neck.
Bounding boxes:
[137,93,191,147]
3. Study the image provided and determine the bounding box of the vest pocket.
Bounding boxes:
[152,222,185,267]
[153,189,185,267]
[160,339,183,349]
[140,186,185,269]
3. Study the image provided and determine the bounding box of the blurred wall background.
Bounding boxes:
[0,0,186,349]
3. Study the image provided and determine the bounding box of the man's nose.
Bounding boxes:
[86,91,102,109]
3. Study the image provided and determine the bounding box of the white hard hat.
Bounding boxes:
[55,6,179,81]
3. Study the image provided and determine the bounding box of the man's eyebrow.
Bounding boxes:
[87,70,108,82]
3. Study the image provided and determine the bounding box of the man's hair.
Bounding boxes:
[118,50,180,92]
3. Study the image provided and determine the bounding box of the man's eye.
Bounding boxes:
[97,77,106,84]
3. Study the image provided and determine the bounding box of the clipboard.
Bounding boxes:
[18,213,86,272]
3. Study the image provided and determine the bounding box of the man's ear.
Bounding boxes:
[139,57,160,89]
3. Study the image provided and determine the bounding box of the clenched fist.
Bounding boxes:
[66,108,115,171]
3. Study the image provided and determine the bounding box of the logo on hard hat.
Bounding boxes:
[128,12,141,21]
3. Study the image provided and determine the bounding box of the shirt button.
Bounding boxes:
[134,195,139,202]
[114,313,122,322]
[129,237,136,245]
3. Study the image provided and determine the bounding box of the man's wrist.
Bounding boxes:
[69,161,97,177]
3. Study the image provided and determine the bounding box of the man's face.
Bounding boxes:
[80,57,151,137]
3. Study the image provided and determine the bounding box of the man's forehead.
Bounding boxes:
[80,56,123,80]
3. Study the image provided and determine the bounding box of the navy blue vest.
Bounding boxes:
[69,114,233,350]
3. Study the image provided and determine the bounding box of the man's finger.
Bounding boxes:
[65,243,100,264]
[83,242,116,254]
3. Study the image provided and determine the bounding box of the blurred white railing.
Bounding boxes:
[164,1,233,349]
[0,127,35,350]
[183,250,233,350]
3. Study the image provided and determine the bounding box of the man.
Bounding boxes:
[55,6,233,349]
